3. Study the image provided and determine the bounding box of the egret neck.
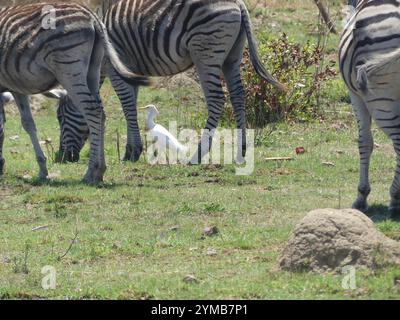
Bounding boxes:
[145,106,159,131]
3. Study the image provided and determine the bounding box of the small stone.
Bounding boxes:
[9,135,19,141]
[183,275,198,284]
[48,171,61,179]
[203,226,219,237]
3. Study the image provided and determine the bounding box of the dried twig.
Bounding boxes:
[313,0,337,34]
[265,157,294,162]
[32,225,50,232]
[116,129,121,162]
[57,215,79,261]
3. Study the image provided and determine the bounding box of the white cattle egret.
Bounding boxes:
[140,105,188,162]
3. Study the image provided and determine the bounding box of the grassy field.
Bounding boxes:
[1,1,400,300]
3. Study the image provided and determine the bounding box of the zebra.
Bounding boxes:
[55,0,285,164]
[340,0,400,219]
[0,3,148,183]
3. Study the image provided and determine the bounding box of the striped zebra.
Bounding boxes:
[0,3,148,183]
[56,0,285,164]
[340,0,400,219]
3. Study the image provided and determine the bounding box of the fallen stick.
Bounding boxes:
[31,225,50,232]
[265,157,294,162]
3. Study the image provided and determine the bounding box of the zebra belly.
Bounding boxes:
[0,59,57,95]
[122,49,194,77]
[106,0,241,76]
[0,78,57,96]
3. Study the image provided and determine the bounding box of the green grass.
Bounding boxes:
[1,0,400,300]
[1,83,400,299]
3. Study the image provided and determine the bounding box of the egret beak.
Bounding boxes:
[139,107,149,111]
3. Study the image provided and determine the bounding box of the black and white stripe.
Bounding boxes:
[56,92,89,163]
[340,0,400,219]
[57,0,285,164]
[0,3,148,183]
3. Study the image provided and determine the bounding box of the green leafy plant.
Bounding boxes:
[224,33,337,127]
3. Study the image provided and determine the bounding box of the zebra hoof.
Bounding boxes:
[0,157,4,175]
[82,174,103,185]
[39,172,49,181]
[389,206,400,221]
[123,145,142,163]
[83,165,106,185]
[352,200,369,213]
[235,155,246,166]
[189,152,202,165]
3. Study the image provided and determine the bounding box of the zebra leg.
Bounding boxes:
[190,65,225,164]
[373,104,400,219]
[12,93,48,179]
[55,38,106,183]
[223,30,247,164]
[223,60,246,164]
[388,152,400,219]
[63,86,106,184]
[109,68,142,162]
[351,93,373,213]
[0,99,5,175]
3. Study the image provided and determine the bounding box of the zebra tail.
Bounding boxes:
[238,1,287,92]
[357,49,400,92]
[356,65,368,92]
[0,98,6,124]
[95,20,152,87]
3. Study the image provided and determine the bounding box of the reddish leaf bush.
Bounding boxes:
[224,33,337,128]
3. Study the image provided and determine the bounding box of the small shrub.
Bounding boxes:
[202,202,225,214]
